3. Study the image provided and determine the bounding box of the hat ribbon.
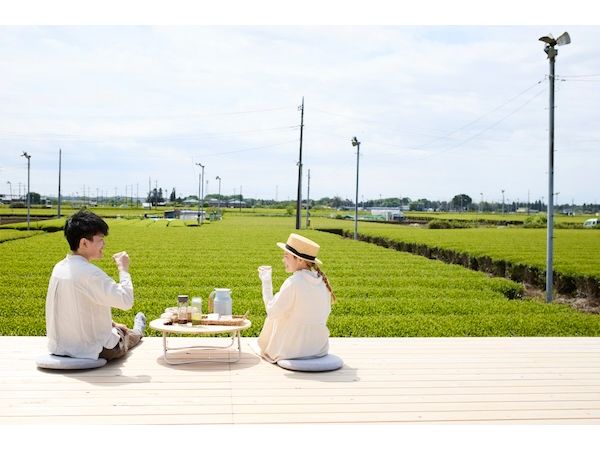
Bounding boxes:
[285,244,316,261]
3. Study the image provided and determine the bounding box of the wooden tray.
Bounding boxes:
[162,315,247,326]
[199,315,247,326]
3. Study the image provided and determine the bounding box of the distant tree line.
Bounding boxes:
[3,190,599,214]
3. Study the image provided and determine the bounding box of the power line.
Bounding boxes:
[197,139,298,158]
[408,80,545,150]
[308,81,547,157]
[558,73,600,78]
[404,87,547,162]
[0,125,299,143]
[2,105,293,120]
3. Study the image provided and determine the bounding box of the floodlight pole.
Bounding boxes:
[21,152,31,230]
[352,137,361,240]
[540,31,570,303]
[545,44,557,303]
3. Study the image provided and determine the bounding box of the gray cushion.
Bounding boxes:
[36,354,107,370]
[276,354,343,372]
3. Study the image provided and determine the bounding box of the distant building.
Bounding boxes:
[371,208,405,221]
[163,209,204,220]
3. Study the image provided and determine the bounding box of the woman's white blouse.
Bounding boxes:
[258,269,331,362]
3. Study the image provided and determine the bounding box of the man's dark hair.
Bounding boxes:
[64,210,109,251]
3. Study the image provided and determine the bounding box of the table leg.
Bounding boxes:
[162,331,243,364]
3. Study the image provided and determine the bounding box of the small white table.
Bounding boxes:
[149,318,252,365]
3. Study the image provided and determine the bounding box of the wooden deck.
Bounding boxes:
[2,336,600,424]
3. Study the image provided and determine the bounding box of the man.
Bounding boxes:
[46,210,146,361]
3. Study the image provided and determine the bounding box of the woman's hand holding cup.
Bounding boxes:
[258,265,272,282]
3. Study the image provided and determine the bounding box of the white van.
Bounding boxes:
[583,218,598,228]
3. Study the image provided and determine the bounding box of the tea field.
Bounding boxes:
[313,218,600,279]
[1,216,600,337]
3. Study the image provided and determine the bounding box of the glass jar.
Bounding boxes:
[177,294,189,324]
[191,297,203,325]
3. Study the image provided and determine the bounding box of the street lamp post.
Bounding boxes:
[196,163,204,225]
[296,97,304,230]
[501,189,505,215]
[539,31,571,303]
[21,152,31,230]
[305,169,311,228]
[351,136,361,240]
[57,149,62,217]
[215,176,221,219]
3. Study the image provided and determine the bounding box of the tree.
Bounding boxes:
[170,188,176,202]
[29,192,41,204]
[146,188,165,205]
[451,194,472,211]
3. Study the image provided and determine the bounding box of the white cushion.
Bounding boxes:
[276,354,343,372]
[36,354,107,370]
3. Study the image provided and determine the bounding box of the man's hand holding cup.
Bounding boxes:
[112,251,130,272]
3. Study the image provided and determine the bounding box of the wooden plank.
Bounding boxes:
[3,336,600,424]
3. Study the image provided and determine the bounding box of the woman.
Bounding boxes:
[256,233,335,363]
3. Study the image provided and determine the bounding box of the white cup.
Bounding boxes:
[258,265,272,272]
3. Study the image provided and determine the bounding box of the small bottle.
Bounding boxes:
[191,297,203,325]
[177,295,189,324]
[207,294,214,314]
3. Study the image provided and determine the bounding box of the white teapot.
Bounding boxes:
[209,288,232,316]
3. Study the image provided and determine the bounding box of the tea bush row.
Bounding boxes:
[1,216,600,336]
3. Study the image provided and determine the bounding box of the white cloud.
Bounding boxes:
[1,25,599,204]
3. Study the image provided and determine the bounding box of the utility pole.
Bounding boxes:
[239,185,242,212]
[21,152,31,230]
[305,169,311,228]
[295,96,304,229]
[154,180,158,210]
[57,148,62,217]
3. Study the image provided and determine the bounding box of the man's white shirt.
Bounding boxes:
[46,254,134,359]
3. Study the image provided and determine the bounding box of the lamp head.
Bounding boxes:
[351,136,360,146]
[538,34,556,46]
[556,32,571,46]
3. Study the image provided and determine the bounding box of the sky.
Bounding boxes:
[1,2,599,205]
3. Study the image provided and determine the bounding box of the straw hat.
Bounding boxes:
[277,233,323,265]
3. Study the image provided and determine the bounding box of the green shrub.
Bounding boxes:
[428,219,451,229]
[523,214,547,228]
